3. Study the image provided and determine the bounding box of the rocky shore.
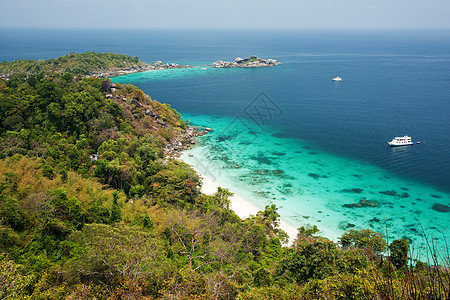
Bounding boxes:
[1,56,280,79]
[100,56,280,77]
[165,125,212,156]
[93,61,193,78]
[212,56,280,68]
[0,61,193,80]
[99,79,208,157]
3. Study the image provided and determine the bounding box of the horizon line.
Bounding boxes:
[1,26,450,31]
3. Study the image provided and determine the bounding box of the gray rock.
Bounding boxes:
[101,80,112,92]
[211,56,280,68]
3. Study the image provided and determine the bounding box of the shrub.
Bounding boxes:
[389,239,409,269]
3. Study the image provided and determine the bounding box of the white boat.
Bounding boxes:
[332,76,343,81]
[388,135,413,147]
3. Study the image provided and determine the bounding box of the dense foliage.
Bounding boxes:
[0,66,448,299]
[0,52,145,76]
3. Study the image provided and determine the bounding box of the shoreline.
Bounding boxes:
[2,58,280,80]
[179,152,298,245]
[102,64,194,79]
[174,116,450,265]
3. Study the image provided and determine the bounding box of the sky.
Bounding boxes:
[1,0,450,29]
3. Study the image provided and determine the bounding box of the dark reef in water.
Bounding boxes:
[342,188,364,194]
[250,155,274,165]
[251,169,270,175]
[379,190,398,196]
[432,203,449,212]
[343,199,379,208]
[378,190,410,198]
[271,152,286,156]
[251,169,285,177]
[271,133,289,139]
[276,184,293,195]
[308,173,328,179]
[217,135,233,142]
[272,170,284,175]
[339,221,356,230]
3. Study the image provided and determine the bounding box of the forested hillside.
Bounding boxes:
[0,52,146,77]
[0,68,448,299]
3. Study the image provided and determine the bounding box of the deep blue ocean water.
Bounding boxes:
[1,28,449,261]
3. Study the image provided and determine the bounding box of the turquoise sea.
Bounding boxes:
[1,29,449,263]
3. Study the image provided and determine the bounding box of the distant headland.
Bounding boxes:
[0,52,193,79]
[0,52,280,79]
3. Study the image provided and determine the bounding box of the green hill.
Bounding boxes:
[0,52,146,76]
[0,56,447,299]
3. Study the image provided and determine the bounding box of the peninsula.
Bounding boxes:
[0,52,192,79]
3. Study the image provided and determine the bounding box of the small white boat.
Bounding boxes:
[332,76,343,82]
[388,135,413,147]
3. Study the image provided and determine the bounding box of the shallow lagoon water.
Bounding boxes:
[112,66,216,83]
[180,113,449,263]
[113,57,450,263]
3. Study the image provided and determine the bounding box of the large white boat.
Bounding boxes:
[332,76,343,81]
[388,135,413,146]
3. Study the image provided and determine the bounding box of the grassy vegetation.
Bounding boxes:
[0,67,448,299]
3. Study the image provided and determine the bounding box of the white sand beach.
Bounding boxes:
[179,152,298,245]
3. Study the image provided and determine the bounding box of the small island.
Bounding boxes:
[212,56,280,68]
